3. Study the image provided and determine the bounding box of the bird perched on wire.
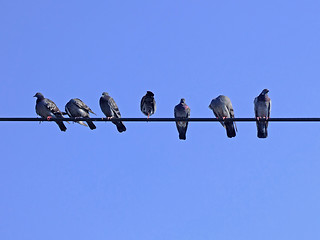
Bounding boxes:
[99,92,126,133]
[140,91,156,118]
[65,98,96,130]
[174,98,191,140]
[209,95,237,138]
[254,89,271,138]
[34,92,67,132]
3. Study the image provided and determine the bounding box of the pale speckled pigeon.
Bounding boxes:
[65,98,96,130]
[34,92,67,132]
[99,92,126,133]
[140,91,156,118]
[174,98,190,140]
[209,95,237,138]
[254,89,271,138]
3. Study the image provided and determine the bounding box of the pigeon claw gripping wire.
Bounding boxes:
[47,116,52,121]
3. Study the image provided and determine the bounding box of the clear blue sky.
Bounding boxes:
[1,1,320,239]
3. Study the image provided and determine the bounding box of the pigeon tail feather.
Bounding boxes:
[257,122,268,138]
[114,121,126,133]
[86,121,96,130]
[179,132,186,140]
[57,122,67,132]
[225,121,236,138]
[177,126,187,140]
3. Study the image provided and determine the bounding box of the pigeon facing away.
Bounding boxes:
[65,98,96,130]
[254,89,271,138]
[209,95,237,138]
[140,91,156,118]
[99,92,126,133]
[174,98,191,140]
[34,92,67,131]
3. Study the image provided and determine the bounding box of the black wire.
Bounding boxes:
[0,118,320,122]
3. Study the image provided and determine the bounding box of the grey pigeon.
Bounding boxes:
[209,95,237,138]
[99,92,126,133]
[254,89,271,138]
[65,98,96,130]
[140,91,156,118]
[34,92,67,131]
[174,98,191,140]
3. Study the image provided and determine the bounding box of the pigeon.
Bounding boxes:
[174,98,191,140]
[99,92,126,133]
[209,95,237,138]
[254,89,271,138]
[140,91,156,118]
[34,92,67,132]
[65,98,96,130]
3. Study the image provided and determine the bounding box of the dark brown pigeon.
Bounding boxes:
[65,98,96,130]
[174,98,191,140]
[254,89,271,138]
[34,92,67,131]
[99,92,126,133]
[140,91,156,118]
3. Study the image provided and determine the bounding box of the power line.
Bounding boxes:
[0,117,320,122]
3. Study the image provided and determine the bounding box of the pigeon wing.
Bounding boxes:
[226,98,237,132]
[254,97,258,117]
[140,96,146,111]
[45,98,62,115]
[226,100,235,118]
[73,98,95,114]
[108,97,121,118]
[266,98,271,127]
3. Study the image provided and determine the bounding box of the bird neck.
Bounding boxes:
[258,94,268,101]
[36,97,44,103]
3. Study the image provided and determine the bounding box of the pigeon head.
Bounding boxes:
[33,92,44,99]
[180,98,186,103]
[146,91,154,97]
[102,92,109,96]
[260,89,269,95]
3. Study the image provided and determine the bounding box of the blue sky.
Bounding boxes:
[1,1,320,239]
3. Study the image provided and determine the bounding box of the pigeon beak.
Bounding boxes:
[33,94,36,97]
